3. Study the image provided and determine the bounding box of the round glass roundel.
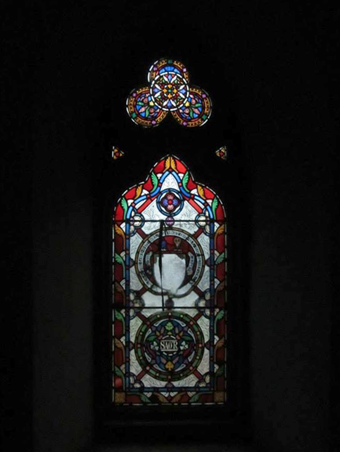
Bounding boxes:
[150,72,189,111]
[157,189,184,216]
[135,311,204,382]
[135,228,205,298]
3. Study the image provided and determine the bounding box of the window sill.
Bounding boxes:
[94,443,256,452]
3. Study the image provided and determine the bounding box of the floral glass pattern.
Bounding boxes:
[126,59,212,128]
[112,155,227,405]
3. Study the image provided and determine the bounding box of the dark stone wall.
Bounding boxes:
[2,2,338,451]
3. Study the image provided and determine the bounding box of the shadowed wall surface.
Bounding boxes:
[2,2,339,452]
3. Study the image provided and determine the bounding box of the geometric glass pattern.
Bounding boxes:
[126,59,212,128]
[112,155,226,405]
[112,146,125,160]
[215,146,227,161]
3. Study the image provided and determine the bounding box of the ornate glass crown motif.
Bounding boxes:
[126,59,212,128]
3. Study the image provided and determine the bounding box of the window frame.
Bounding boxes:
[111,154,227,407]
[94,146,249,442]
[94,59,250,440]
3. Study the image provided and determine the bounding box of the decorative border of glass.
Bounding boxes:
[126,59,212,128]
[112,155,226,405]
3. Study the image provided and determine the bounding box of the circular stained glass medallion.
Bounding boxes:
[156,189,183,216]
[135,228,205,298]
[135,311,204,381]
[126,86,167,127]
[171,87,212,127]
[150,72,189,111]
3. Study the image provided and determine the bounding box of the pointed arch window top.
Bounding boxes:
[126,59,212,128]
[115,155,224,224]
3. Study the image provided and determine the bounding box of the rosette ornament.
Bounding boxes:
[126,59,212,128]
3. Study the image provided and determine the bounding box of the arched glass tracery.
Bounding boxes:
[112,155,226,405]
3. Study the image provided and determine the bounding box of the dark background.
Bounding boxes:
[1,1,339,451]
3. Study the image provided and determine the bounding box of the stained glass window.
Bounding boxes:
[112,155,226,405]
[126,59,212,128]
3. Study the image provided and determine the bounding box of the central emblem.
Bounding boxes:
[160,337,179,353]
[135,227,205,298]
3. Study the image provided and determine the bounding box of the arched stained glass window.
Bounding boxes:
[112,155,226,405]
